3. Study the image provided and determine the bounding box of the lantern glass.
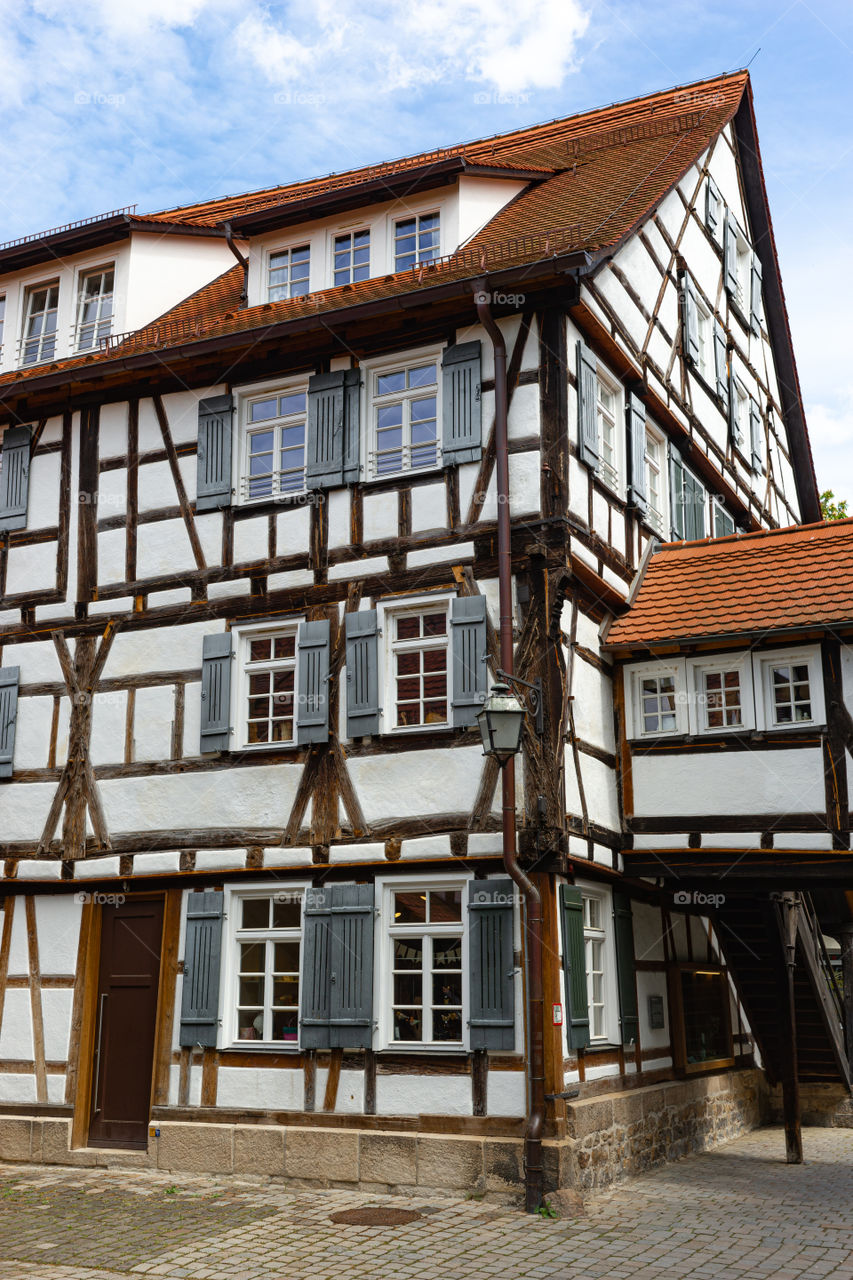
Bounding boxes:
[476,682,525,764]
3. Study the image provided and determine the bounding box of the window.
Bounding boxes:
[231,890,302,1044]
[76,266,114,350]
[672,966,733,1073]
[733,382,749,453]
[596,372,620,490]
[696,298,712,381]
[239,625,298,747]
[268,245,310,301]
[713,501,736,538]
[387,885,464,1045]
[394,212,440,271]
[333,230,370,286]
[769,662,812,725]
[241,386,307,500]
[702,669,742,730]
[369,355,439,478]
[0,295,5,355]
[583,893,608,1040]
[735,238,752,312]
[638,672,678,735]
[387,600,449,729]
[671,456,706,541]
[644,426,666,534]
[21,281,59,365]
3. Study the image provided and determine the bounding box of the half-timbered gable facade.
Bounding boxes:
[0,69,842,1201]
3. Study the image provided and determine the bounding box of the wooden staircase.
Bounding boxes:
[715,893,851,1089]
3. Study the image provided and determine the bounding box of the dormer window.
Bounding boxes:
[269,246,310,301]
[394,213,440,272]
[76,266,114,351]
[21,281,59,366]
[334,230,370,286]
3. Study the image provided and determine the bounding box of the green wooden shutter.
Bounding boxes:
[300,886,333,1048]
[179,890,224,1047]
[450,594,488,728]
[576,340,599,468]
[300,883,374,1049]
[196,395,233,511]
[684,469,706,541]
[468,878,516,1050]
[342,367,362,484]
[750,401,764,474]
[0,426,32,532]
[0,666,20,779]
[626,392,647,515]
[345,609,380,738]
[705,177,722,238]
[295,619,330,744]
[723,212,739,298]
[199,632,232,753]
[306,371,345,489]
[682,276,700,365]
[612,891,639,1046]
[749,255,763,335]
[714,321,728,401]
[442,341,482,464]
[560,885,590,1051]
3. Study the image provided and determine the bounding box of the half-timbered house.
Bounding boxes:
[0,69,848,1205]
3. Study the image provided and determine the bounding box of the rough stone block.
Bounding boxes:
[233,1125,285,1175]
[484,1139,524,1193]
[285,1128,359,1182]
[40,1119,98,1166]
[416,1136,484,1190]
[359,1133,417,1186]
[156,1122,233,1174]
[565,1097,614,1140]
[0,1118,32,1161]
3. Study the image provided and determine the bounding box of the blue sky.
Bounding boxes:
[1,0,851,503]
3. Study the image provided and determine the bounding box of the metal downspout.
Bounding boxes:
[223,222,249,304]
[475,283,546,1212]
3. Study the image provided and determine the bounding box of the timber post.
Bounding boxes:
[775,891,804,1164]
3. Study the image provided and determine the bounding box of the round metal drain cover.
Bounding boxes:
[329,1207,422,1226]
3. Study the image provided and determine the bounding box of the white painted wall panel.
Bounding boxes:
[194,512,223,565]
[571,659,614,754]
[234,516,269,565]
[507,382,539,442]
[632,902,665,964]
[133,685,175,762]
[564,751,620,833]
[487,1071,525,1117]
[97,466,127,518]
[137,461,175,514]
[182,682,202,759]
[326,490,350,549]
[35,896,82,974]
[632,748,826,817]
[363,492,398,542]
[97,528,127,584]
[216,1065,304,1110]
[102,620,215,679]
[90,691,127,766]
[99,763,303,834]
[28,453,60,529]
[0,1074,36,1103]
[275,506,311,557]
[137,519,197,581]
[347,746,482,824]
[5,542,57,596]
[410,482,447,533]
[42,989,74,1061]
[0,783,57,843]
[376,1073,471,1117]
[14,696,54,770]
[0,989,34,1059]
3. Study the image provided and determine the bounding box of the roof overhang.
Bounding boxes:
[0,217,226,278]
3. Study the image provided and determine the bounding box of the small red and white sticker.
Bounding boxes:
[552,1003,563,1026]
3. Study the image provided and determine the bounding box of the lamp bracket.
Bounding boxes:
[495,669,544,738]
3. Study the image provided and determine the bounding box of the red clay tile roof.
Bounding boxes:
[605,520,853,648]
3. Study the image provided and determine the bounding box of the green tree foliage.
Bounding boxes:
[820,490,849,521]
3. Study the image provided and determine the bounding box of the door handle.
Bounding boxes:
[92,993,107,1114]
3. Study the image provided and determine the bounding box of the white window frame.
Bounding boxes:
[221,880,310,1050]
[695,294,712,382]
[74,263,115,352]
[265,237,312,302]
[624,658,688,740]
[687,656,755,735]
[377,591,453,735]
[375,872,471,1052]
[235,374,311,505]
[595,368,622,494]
[735,231,752,314]
[644,422,667,536]
[20,279,60,366]
[231,617,304,751]
[362,345,443,482]
[558,880,619,1049]
[328,224,371,288]
[733,379,750,455]
[391,208,442,273]
[753,647,824,732]
[672,456,708,541]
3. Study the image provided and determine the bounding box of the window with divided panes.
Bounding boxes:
[644,428,665,534]
[389,887,463,1044]
[334,230,370,286]
[233,892,301,1043]
[394,213,439,271]
[596,374,619,490]
[76,267,114,350]
[639,672,677,735]
[389,603,449,728]
[243,629,297,745]
[243,388,307,499]
[583,894,607,1040]
[769,662,812,725]
[371,359,439,477]
[21,282,59,365]
[701,669,743,730]
[268,246,310,301]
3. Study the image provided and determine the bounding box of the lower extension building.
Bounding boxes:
[0,69,849,1205]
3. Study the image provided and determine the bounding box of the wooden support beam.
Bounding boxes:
[775,893,803,1164]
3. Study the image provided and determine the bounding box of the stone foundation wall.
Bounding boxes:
[764,1082,853,1128]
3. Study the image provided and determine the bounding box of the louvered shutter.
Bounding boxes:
[450,594,488,728]
[750,401,764,474]
[306,371,345,489]
[705,177,722,238]
[0,426,32,532]
[345,609,380,738]
[612,891,639,1046]
[560,885,590,1051]
[626,392,647,514]
[468,878,516,1050]
[295,619,330,744]
[714,321,728,401]
[0,666,20,779]
[724,212,739,298]
[682,276,700,365]
[196,395,233,511]
[749,255,763,335]
[442,341,482,464]
[179,891,224,1047]
[342,367,362,483]
[300,883,374,1049]
[576,340,599,467]
[199,632,232,753]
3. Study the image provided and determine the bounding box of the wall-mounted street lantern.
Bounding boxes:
[476,669,544,766]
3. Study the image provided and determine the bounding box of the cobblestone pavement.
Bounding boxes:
[0,1127,850,1279]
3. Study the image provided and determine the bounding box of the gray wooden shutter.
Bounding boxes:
[560,885,590,1051]
[682,276,700,365]
[306,371,345,489]
[300,883,374,1049]
[468,878,516,1050]
[196,394,233,511]
[179,890,224,1047]
[442,341,482,465]
[576,340,599,467]
[750,401,764,473]
[669,449,684,540]
[200,632,232,753]
[713,502,736,538]
[450,594,488,728]
[705,177,722,238]
[724,212,739,298]
[684,469,706,540]
[749,254,763,335]
[345,609,380,738]
[296,619,330,744]
[626,392,647,515]
[612,891,639,1046]
[342,367,362,484]
[0,426,32,532]
[714,321,728,401]
[0,666,20,779]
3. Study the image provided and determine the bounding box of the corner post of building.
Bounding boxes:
[775,891,804,1164]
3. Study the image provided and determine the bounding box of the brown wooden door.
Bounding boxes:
[88,896,164,1149]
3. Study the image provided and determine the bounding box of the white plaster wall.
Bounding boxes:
[35,896,82,973]
[0,782,57,842]
[101,620,215,679]
[570,658,615,754]
[275,505,311,558]
[363,492,398,542]
[216,1065,304,1110]
[0,1074,37,1103]
[347,746,482,824]
[0,989,34,1059]
[14,696,54,770]
[133,685,175,762]
[42,989,74,1061]
[487,1070,526,1117]
[315,1067,364,1114]
[233,515,269,565]
[28,453,61,529]
[564,750,620,833]
[410,482,447,533]
[326,490,350,549]
[124,234,234,334]
[97,528,127,584]
[376,1073,472,1117]
[506,381,539,442]
[457,176,528,245]
[632,748,826,818]
[90,690,127,765]
[183,682,202,758]
[5,541,57,596]
[99,762,303,834]
[637,969,670,1054]
[136,519,197,582]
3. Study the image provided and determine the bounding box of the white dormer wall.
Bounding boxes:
[245,177,529,307]
[123,233,234,334]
